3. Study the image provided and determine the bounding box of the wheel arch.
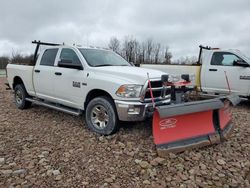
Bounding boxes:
[84,89,114,109]
[13,76,24,89]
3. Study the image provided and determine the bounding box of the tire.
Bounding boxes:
[14,84,32,109]
[85,96,119,135]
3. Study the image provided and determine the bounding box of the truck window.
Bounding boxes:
[60,48,81,65]
[79,49,130,67]
[40,48,58,66]
[211,52,241,66]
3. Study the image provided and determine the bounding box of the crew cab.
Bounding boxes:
[6,41,171,135]
[141,46,250,99]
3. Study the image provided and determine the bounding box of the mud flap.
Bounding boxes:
[153,95,240,157]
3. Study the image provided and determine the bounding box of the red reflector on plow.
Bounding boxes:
[152,96,240,157]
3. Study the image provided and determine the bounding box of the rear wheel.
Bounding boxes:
[14,84,32,109]
[85,96,118,135]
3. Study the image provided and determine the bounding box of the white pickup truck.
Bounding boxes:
[6,41,171,135]
[6,41,242,153]
[142,46,250,99]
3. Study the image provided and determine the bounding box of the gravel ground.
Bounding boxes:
[0,77,249,188]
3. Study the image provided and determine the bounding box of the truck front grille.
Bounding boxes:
[143,80,171,103]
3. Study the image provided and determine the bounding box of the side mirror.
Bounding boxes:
[233,59,249,67]
[58,59,83,70]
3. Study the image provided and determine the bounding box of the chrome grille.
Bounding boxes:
[142,80,171,103]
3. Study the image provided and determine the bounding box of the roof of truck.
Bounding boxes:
[44,44,110,51]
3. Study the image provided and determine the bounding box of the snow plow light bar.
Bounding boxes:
[152,95,240,156]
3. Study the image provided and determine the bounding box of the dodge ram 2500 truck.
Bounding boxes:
[6,41,172,135]
[141,46,250,99]
[6,41,241,154]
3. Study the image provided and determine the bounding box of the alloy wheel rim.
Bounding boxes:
[15,90,23,105]
[91,105,109,130]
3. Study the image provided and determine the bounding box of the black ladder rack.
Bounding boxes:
[32,40,62,65]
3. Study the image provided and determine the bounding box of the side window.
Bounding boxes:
[60,48,81,65]
[211,52,241,66]
[40,48,58,66]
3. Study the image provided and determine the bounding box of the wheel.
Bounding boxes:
[14,84,32,109]
[85,96,119,135]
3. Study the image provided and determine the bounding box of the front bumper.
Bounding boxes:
[114,99,171,121]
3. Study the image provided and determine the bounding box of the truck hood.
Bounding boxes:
[92,66,167,84]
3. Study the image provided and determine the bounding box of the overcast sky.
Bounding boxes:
[0,0,249,59]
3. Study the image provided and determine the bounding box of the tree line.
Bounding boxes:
[0,36,198,69]
[0,52,33,69]
[108,36,172,65]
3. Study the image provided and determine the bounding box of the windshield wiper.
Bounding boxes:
[94,64,114,67]
[94,64,131,67]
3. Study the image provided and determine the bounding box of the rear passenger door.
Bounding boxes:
[33,48,59,101]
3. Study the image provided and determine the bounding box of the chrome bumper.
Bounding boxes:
[114,99,171,121]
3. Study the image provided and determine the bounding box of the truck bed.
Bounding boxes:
[7,64,35,95]
[141,64,201,87]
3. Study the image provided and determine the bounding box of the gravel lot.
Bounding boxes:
[0,77,249,188]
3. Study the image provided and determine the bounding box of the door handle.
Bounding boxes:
[55,72,62,76]
[34,69,40,73]
[209,69,217,71]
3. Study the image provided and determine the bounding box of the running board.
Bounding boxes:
[25,98,81,116]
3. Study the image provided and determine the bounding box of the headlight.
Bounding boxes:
[116,85,142,98]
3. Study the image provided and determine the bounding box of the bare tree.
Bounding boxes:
[0,56,9,69]
[122,36,129,61]
[107,35,173,65]
[133,39,140,64]
[164,47,172,64]
[154,43,161,64]
[146,38,153,63]
[108,37,120,53]
[122,36,139,63]
[123,36,132,62]
[11,50,33,65]
[140,42,147,64]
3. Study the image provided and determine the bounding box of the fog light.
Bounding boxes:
[128,108,135,112]
[128,107,140,114]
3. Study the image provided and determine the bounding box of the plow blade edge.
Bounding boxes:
[153,95,240,157]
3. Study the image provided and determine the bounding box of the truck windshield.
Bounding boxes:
[79,49,131,67]
[238,51,250,62]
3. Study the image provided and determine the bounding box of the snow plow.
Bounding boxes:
[149,75,240,157]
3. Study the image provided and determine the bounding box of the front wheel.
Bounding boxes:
[14,84,32,109]
[85,96,119,135]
